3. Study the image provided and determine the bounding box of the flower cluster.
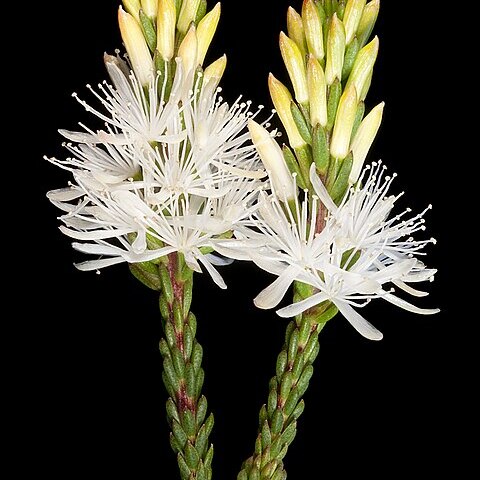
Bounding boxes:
[46,3,268,288]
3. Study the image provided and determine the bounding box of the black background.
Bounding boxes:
[21,1,463,478]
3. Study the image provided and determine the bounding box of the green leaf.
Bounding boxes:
[185,363,196,398]
[159,264,174,304]
[276,351,288,379]
[205,414,214,437]
[268,389,278,417]
[172,347,186,378]
[196,396,208,428]
[312,124,330,175]
[313,303,339,324]
[327,79,342,131]
[195,368,205,398]
[178,453,191,480]
[129,262,161,290]
[261,461,277,478]
[184,325,194,359]
[271,409,284,436]
[284,388,300,417]
[280,421,297,446]
[166,397,180,424]
[195,0,208,24]
[204,445,214,468]
[330,152,353,202]
[292,400,305,420]
[172,420,188,449]
[182,409,196,438]
[248,466,260,480]
[297,365,314,397]
[294,145,314,187]
[164,357,181,392]
[342,37,360,81]
[185,442,200,470]
[291,101,313,145]
[280,372,293,402]
[352,101,366,138]
[170,432,182,454]
[195,424,209,458]
[288,330,299,363]
[337,0,346,20]
[139,9,157,52]
[188,312,197,337]
[260,404,269,425]
[162,371,175,397]
[282,145,307,189]
[261,421,272,449]
[159,339,171,360]
[192,342,203,372]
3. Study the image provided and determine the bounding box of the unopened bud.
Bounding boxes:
[307,55,328,128]
[123,0,141,22]
[279,32,309,105]
[287,7,307,57]
[357,0,380,47]
[302,0,324,61]
[157,0,176,61]
[178,0,202,34]
[141,0,157,19]
[196,3,221,66]
[203,55,227,90]
[343,0,367,45]
[325,14,346,85]
[178,24,199,73]
[330,85,358,160]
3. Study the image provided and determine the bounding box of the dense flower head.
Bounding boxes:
[217,162,439,339]
[46,54,268,287]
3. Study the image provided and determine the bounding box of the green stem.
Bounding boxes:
[237,283,337,480]
[157,253,214,480]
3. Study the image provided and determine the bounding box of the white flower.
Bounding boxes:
[59,57,189,147]
[219,162,439,340]
[47,56,268,287]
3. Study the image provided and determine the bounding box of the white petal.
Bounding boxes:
[392,280,429,298]
[212,242,252,261]
[205,254,234,266]
[383,293,440,315]
[198,255,227,289]
[47,188,84,202]
[75,257,126,271]
[254,265,301,310]
[335,300,383,341]
[59,226,132,241]
[310,164,337,212]
[276,292,328,318]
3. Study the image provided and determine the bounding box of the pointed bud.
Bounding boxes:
[279,32,309,105]
[302,0,324,60]
[178,0,202,34]
[118,7,153,85]
[248,120,297,201]
[325,14,346,85]
[343,0,367,44]
[157,0,176,61]
[330,85,358,160]
[141,0,157,19]
[269,74,306,150]
[287,7,307,57]
[350,102,384,183]
[178,24,199,73]
[345,36,379,101]
[357,0,380,47]
[196,3,221,66]
[307,55,328,128]
[123,0,141,21]
[203,55,227,90]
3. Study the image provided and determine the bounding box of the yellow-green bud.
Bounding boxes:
[325,14,346,85]
[141,0,157,19]
[248,120,297,201]
[343,0,367,45]
[118,6,153,86]
[350,102,384,183]
[302,0,324,61]
[178,24,198,73]
[307,55,328,128]
[287,7,307,58]
[345,36,379,101]
[157,0,176,61]
[203,55,227,90]
[269,74,307,150]
[123,0,141,22]
[357,0,380,47]
[178,0,201,34]
[279,32,309,105]
[196,3,221,66]
[330,85,358,160]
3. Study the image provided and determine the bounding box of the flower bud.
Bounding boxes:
[350,102,384,183]
[357,0,380,47]
[345,36,379,101]
[157,0,176,61]
[141,0,157,19]
[203,55,227,90]
[325,14,346,85]
[269,74,306,150]
[287,7,307,57]
[279,32,309,105]
[178,24,199,73]
[330,85,358,160]
[248,120,297,201]
[118,6,153,85]
[122,0,141,22]
[302,0,324,60]
[196,3,221,66]
[343,0,367,45]
[178,0,202,34]
[307,55,328,128]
